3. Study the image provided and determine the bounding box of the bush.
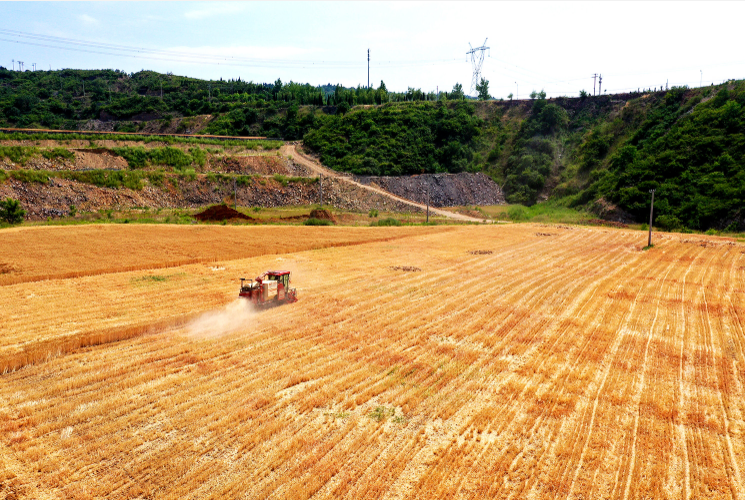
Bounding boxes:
[656,214,682,231]
[368,209,379,218]
[0,197,26,224]
[303,217,333,226]
[370,217,401,226]
[507,205,529,221]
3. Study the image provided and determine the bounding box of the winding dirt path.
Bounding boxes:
[281,144,487,223]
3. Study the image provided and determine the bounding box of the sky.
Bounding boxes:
[1,1,744,98]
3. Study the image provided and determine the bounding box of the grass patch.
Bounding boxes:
[272,174,319,187]
[41,147,75,161]
[0,146,38,165]
[370,217,402,226]
[479,200,592,224]
[304,217,333,226]
[9,170,51,184]
[61,170,145,190]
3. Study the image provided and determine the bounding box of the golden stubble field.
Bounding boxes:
[1,223,744,499]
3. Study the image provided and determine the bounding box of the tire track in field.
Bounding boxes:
[552,241,693,499]
[401,231,647,498]
[701,248,744,500]
[672,243,701,500]
[521,236,675,499]
[621,248,683,500]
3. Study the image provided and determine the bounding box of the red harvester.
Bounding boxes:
[239,270,298,307]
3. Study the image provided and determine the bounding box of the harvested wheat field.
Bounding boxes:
[1,224,745,499]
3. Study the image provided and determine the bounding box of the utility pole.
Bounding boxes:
[648,189,656,247]
[425,180,430,223]
[367,48,370,89]
[11,59,14,71]
[18,61,24,72]
[598,74,602,95]
[32,63,36,71]
[592,73,598,95]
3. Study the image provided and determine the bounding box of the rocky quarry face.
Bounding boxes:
[354,172,505,207]
[0,176,423,220]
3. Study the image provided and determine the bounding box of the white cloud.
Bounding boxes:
[79,14,99,25]
[184,4,245,20]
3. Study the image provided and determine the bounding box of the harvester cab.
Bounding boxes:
[239,270,298,307]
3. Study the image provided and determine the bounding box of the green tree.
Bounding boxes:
[0,197,26,224]
[450,83,465,100]
[508,92,513,101]
[476,78,490,101]
[336,100,350,115]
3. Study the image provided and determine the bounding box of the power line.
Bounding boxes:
[0,28,467,70]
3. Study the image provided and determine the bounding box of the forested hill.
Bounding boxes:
[1,66,744,230]
[306,83,745,231]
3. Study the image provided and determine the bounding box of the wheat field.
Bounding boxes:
[1,224,744,499]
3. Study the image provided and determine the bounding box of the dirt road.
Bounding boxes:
[281,144,487,223]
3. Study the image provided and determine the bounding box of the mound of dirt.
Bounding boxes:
[194,205,254,222]
[309,209,337,223]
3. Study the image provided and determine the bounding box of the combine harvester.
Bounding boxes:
[239,271,298,307]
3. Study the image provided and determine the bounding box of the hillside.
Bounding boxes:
[2,67,744,230]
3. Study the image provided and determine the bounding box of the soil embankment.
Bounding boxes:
[0,176,422,220]
[283,144,491,222]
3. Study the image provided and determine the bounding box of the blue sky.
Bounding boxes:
[1,1,744,98]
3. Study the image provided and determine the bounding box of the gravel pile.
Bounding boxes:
[354,172,505,207]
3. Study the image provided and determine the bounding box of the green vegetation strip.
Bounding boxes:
[0,169,318,191]
[0,131,282,149]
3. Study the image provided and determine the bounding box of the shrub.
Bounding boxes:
[507,205,529,221]
[0,198,26,224]
[656,214,682,231]
[368,209,379,218]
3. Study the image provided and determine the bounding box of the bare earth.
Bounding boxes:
[282,144,486,223]
[1,224,744,499]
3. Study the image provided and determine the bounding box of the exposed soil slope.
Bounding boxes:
[284,144,488,222]
[0,175,422,221]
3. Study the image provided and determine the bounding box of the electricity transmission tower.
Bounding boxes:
[466,38,489,97]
